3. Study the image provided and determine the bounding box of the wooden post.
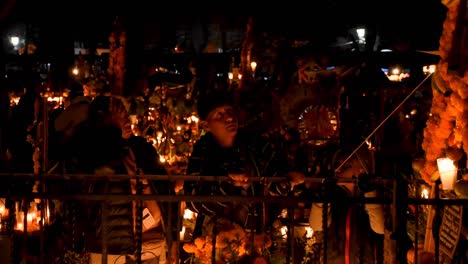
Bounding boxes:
[238,16,254,92]
[108,17,126,96]
[423,184,436,254]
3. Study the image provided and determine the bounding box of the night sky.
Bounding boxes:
[2,0,448,51]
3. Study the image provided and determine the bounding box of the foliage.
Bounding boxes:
[54,250,89,264]
[183,218,276,264]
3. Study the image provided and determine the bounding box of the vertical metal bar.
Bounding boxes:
[287,207,294,264]
[40,96,48,264]
[322,180,329,264]
[135,178,143,264]
[167,199,173,264]
[392,179,397,236]
[101,188,108,264]
[211,217,217,264]
[39,199,45,264]
[42,97,48,176]
[22,202,27,263]
[176,200,182,264]
[434,184,440,264]
[414,200,419,264]
[10,201,18,264]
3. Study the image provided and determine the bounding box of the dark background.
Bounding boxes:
[3,0,447,51]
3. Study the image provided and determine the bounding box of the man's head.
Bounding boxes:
[88,95,132,139]
[69,81,84,100]
[197,91,238,144]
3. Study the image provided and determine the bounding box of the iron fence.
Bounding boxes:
[0,173,465,264]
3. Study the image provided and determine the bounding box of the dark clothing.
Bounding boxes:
[9,90,42,173]
[68,123,177,255]
[184,129,292,233]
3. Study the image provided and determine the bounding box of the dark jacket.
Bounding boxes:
[184,129,293,234]
[69,124,177,255]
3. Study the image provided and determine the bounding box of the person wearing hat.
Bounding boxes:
[65,95,179,263]
[54,81,91,144]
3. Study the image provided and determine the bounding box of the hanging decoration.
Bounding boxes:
[419,0,468,185]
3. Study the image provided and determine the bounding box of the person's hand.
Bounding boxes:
[228,172,251,189]
[174,180,184,193]
[288,171,305,187]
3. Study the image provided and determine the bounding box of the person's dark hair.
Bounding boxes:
[87,95,128,124]
[87,95,111,124]
[196,90,234,120]
[69,81,84,100]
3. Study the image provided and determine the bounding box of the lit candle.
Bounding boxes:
[183,209,195,220]
[180,226,186,240]
[27,213,33,223]
[281,226,288,240]
[437,158,457,190]
[421,188,429,199]
[305,227,313,238]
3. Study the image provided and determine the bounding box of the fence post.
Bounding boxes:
[392,174,409,263]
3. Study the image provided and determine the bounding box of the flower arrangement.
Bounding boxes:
[54,250,89,264]
[183,218,274,264]
[419,0,468,185]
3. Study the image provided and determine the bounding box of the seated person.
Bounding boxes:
[309,145,385,264]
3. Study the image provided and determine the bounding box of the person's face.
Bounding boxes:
[203,104,238,140]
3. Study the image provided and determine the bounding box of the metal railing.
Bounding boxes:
[0,173,465,264]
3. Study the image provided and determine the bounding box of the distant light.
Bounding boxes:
[326,66,336,70]
[72,67,79,76]
[384,67,411,82]
[356,28,366,39]
[10,36,19,47]
[250,61,257,72]
[380,49,393,52]
[423,64,437,75]
[355,28,366,44]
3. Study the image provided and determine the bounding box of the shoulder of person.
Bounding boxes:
[128,135,151,147]
[236,128,269,146]
[192,132,216,150]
